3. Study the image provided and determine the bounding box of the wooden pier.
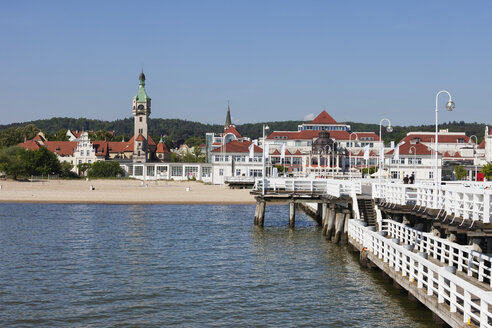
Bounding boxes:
[252,177,492,327]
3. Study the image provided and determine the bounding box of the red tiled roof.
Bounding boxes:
[401,133,470,144]
[44,141,78,156]
[478,139,485,149]
[156,142,170,153]
[223,125,242,138]
[294,149,303,155]
[271,149,281,155]
[108,141,133,153]
[285,149,292,155]
[212,140,262,153]
[17,140,41,150]
[387,141,439,156]
[311,110,338,124]
[135,133,146,142]
[92,141,108,156]
[352,132,381,141]
[148,135,156,146]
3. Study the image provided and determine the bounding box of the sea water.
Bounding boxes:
[0,203,438,327]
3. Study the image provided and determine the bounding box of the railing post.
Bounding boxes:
[484,192,491,224]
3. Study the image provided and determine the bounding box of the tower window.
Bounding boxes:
[139,117,142,122]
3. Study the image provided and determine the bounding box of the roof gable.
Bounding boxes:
[311,110,338,124]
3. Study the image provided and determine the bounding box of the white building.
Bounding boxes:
[385,140,442,181]
[210,140,264,184]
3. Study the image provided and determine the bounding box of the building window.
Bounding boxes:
[202,167,211,177]
[429,172,434,179]
[250,169,262,177]
[147,166,155,176]
[139,117,143,122]
[134,166,143,176]
[219,169,224,176]
[184,166,198,178]
[235,169,241,176]
[171,166,183,177]
[157,166,167,175]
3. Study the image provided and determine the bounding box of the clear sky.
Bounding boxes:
[1,0,491,126]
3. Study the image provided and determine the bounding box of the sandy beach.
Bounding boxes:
[0,179,256,204]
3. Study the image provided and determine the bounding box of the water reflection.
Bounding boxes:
[0,203,438,327]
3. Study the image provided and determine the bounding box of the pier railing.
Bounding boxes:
[348,219,492,327]
[254,178,362,197]
[381,219,492,287]
[374,181,492,223]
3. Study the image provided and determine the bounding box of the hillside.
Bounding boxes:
[0,117,488,146]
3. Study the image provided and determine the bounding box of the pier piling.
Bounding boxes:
[289,201,295,228]
[325,205,336,240]
[333,210,347,244]
[254,199,266,227]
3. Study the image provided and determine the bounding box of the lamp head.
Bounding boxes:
[265,125,270,131]
[446,100,455,111]
[386,125,393,133]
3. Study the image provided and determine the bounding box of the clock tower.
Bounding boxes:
[132,71,151,162]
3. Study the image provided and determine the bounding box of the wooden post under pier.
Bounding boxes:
[333,209,350,244]
[315,203,323,225]
[254,199,266,227]
[289,201,295,228]
[321,203,329,234]
[325,205,336,240]
[343,211,351,244]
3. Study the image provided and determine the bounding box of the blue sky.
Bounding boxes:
[1,1,491,126]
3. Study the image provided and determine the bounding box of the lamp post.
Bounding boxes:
[409,146,416,179]
[379,118,393,193]
[349,132,359,180]
[434,90,455,208]
[262,124,270,195]
[470,135,478,181]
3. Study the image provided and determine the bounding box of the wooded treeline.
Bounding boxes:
[0,117,488,147]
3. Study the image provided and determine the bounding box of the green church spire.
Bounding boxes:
[134,71,150,103]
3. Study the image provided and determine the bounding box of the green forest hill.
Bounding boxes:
[0,117,489,149]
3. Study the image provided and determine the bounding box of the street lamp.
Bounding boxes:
[409,146,416,180]
[349,132,359,180]
[379,118,393,193]
[434,90,455,208]
[470,135,478,181]
[262,124,269,195]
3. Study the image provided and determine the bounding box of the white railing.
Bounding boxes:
[225,176,255,183]
[375,181,492,223]
[348,219,492,327]
[254,178,362,197]
[381,219,492,287]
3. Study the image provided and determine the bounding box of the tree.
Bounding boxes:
[184,136,204,148]
[0,147,26,179]
[87,161,125,178]
[60,161,78,178]
[454,165,467,180]
[77,163,92,176]
[481,163,492,180]
[18,146,61,176]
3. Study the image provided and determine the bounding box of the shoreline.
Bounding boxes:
[0,179,257,205]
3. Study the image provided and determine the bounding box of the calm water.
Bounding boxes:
[0,203,438,327]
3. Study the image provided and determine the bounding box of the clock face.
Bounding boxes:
[137,105,144,110]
